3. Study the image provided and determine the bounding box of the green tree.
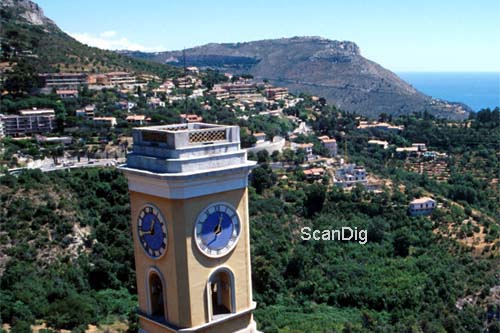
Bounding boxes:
[304,184,326,217]
[251,165,276,194]
[2,60,44,94]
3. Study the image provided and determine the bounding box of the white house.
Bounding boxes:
[126,114,149,125]
[253,132,266,144]
[408,197,436,216]
[368,139,389,150]
[147,97,166,108]
[293,121,312,135]
[246,136,285,155]
[76,104,95,119]
[291,142,314,161]
[412,143,427,152]
[334,163,368,188]
[94,117,117,127]
[56,89,78,99]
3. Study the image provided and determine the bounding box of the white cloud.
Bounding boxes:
[100,30,117,38]
[69,31,164,52]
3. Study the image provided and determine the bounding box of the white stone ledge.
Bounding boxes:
[119,162,256,199]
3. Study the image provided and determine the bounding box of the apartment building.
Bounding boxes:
[221,82,257,97]
[265,87,288,100]
[0,108,56,136]
[106,72,136,86]
[40,73,88,88]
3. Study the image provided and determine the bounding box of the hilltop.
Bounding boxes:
[123,37,471,120]
[0,0,178,76]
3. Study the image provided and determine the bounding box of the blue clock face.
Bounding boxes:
[137,205,167,258]
[194,203,240,258]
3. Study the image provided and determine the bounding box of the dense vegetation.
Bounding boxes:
[0,169,137,332]
[247,109,499,332]
[250,180,496,332]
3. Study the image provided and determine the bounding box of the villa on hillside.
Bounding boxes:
[303,167,326,180]
[408,197,436,216]
[56,89,78,99]
[180,114,203,123]
[368,139,389,149]
[94,117,117,127]
[334,163,368,188]
[291,142,314,161]
[126,115,150,125]
[209,86,231,100]
[357,121,404,132]
[246,134,286,154]
[318,135,338,157]
[265,87,289,100]
[76,105,96,119]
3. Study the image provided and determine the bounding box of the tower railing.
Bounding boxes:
[134,123,239,150]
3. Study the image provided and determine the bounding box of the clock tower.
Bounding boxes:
[119,123,259,333]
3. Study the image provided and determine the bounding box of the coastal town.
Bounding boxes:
[0,66,451,215]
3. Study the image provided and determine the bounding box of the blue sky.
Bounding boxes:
[35,0,500,72]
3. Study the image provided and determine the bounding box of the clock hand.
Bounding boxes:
[207,234,217,246]
[139,229,152,236]
[149,218,157,236]
[214,214,223,235]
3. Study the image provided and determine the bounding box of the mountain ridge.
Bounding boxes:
[122,36,471,119]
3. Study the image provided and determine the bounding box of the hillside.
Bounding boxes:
[0,0,179,76]
[1,111,499,332]
[123,37,471,119]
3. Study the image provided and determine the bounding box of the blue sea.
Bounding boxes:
[397,72,500,111]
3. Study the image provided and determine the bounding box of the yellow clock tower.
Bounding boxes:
[119,123,259,333]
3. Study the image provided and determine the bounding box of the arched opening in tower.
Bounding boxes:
[149,272,165,319]
[210,270,233,316]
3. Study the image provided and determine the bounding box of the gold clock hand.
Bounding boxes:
[149,218,157,235]
[214,213,223,235]
[139,229,152,236]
